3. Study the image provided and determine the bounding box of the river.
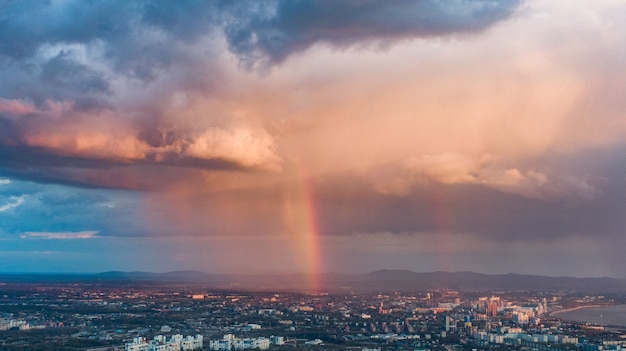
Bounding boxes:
[551,305,626,327]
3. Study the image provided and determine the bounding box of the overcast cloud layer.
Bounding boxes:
[1,0,625,277]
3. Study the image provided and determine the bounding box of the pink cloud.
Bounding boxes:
[0,99,37,116]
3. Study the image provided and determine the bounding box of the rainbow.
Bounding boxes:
[303,175,323,291]
[288,161,322,292]
[429,185,452,272]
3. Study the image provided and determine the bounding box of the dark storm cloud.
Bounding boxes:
[0,143,255,190]
[220,0,523,65]
[0,0,523,90]
[0,0,524,185]
[0,0,524,96]
[0,0,204,76]
[0,0,135,59]
[314,179,608,239]
[141,0,218,41]
[310,147,626,241]
[136,145,626,243]
[0,0,217,107]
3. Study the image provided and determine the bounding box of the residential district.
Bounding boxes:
[0,282,625,351]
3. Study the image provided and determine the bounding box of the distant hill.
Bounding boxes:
[1,270,625,293]
[324,270,626,293]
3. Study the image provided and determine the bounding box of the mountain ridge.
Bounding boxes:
[1,270,625,293]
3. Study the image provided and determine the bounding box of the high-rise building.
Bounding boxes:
[487,302,498,317]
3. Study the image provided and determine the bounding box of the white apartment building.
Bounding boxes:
[209,335,270,351]
[125,334,203,351]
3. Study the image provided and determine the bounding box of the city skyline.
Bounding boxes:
[1,0,625,278]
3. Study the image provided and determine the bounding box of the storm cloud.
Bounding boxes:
[220,0,522,65]
[1,0,626,277]
[0,0,522,186]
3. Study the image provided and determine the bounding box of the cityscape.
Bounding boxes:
[2,273,626,350]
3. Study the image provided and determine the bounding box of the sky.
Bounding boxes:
[1,0,625,278]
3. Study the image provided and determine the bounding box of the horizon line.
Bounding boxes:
[0,269,621,280]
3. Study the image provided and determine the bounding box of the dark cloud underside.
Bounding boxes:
[222,0,521,64]
[0,0,521,179]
